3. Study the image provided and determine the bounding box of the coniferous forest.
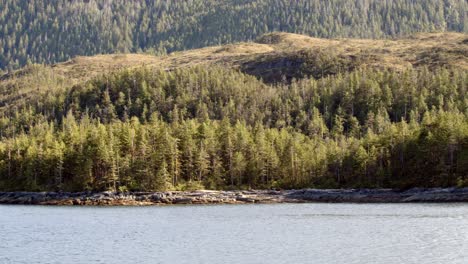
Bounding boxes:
[0,0,467,70]
[0,65,467,191]
[0,1,467,192]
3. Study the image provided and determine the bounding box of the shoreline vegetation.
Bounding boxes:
[2,188,468,206]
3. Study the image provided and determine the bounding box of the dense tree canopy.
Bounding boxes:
[0,0,466,70]
[0,65,466,191]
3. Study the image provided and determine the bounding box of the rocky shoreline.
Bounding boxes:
[1,188,468,206]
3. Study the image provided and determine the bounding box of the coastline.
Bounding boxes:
[1,188,468,206]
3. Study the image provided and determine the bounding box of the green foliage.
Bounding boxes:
[0,65,466,191]
[0,0,466,70]
[175,181,206,192]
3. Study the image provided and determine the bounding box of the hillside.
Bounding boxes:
[1,0,466,70]
[0,32,467,192]
[2,32,467,84]
[1,32,467,115]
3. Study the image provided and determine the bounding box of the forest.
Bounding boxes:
[0,0,467,70]
[0,65,466,192]
[0,0,467,192]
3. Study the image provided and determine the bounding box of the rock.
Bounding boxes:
[30,194,47,204]
[173,198,193,204]
[150,193,164,202]
[1,188,468,205]
[236,197,255,203]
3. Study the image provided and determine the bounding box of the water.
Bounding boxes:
[1,203,467,264]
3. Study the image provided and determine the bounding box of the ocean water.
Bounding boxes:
[1,203,467,264]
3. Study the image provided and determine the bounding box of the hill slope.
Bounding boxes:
[1,32,466,117]
[1,0,466,70]
[3,32,467,83]
[0,33,467,192]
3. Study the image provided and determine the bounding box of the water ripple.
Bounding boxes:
[1,203,468,264]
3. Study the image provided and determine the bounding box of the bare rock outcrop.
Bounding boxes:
[1,188,468,206]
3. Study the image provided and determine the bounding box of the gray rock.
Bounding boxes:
[1,188,468,205]
[173,198,193,204]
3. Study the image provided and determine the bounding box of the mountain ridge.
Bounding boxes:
[1,32,466,115]
[1,0,466,70]
[3,32,467,83]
